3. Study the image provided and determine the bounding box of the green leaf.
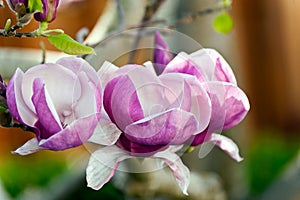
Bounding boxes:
[29,0,43,13]
[4,19,11,32]
[222,0,232,6]
[0,105,6,112]
[47,34,95,55]
[213,12,233,34]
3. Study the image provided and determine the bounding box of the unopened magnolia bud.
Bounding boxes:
[34,0,60,23]
[6,0,28,16]
[5,0,32,24]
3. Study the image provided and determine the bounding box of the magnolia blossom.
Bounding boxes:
[87,32,249,195]
[34,0,60,22]
[156,32,250,161]
[6,57,102,155]
[87,62,212,194]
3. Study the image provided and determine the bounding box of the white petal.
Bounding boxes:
[88,117,122,145]
[56,57,100,87]
[7,68,37,126]
[190,48,237,84]
[154,148,190,195]
[160,73,212,133]
[86,145,132,190]
[124,66,166,117]
[97,61,119,87]
[73,72,99,119]
[21,63,79,113]
[12,138,44,155]
[143,61,157,75]
[210,133,243,162]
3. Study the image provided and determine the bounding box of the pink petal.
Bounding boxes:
[86,145,132,190]
[32,78,63,140]
[56,57,100,87]
[73,72,102,120]
[191,130,208,146]
[205,82,250,130]
[6,68,37,126]
[210,133,243,162]
[21,63,79,115]
[116,134,166,155]
[13,138,44,155]
[155,148,190,195]
[124,108,198,146]
[223,85,250,129]
[154,31,173,75]
[100,64,142,85]
[38,113,100,150]
[97,61,119,87]
[190,48,237,84]
[159,74,192,112]
[163,52,207,82]
[160,73,212,133]
[104,65,166,117]
[104,75,144,130]
[121,66,166,116]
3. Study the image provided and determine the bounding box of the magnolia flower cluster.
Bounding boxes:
[6,0,59,23]
[5,32,249,194]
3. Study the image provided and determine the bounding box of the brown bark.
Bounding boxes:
[233,0,300,133]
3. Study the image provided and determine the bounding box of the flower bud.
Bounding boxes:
[5,0,33,24]
[6,0,28,16]
[34,0,59,23]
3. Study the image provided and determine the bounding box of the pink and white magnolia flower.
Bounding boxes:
[87,62,212,194]
[87,32,249,195]
[6,57,102,155]
[156,32,250,161]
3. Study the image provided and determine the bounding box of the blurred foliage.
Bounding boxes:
[213,12,233,34]
[245,130,300,196]
[63,180,124,200]
[0,154,67,198]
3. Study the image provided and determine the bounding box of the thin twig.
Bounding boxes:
[40,41,46,64]
[142,0,165,22]
[88,3,229,50]
[116,0,126,29]
[167,4,230,29]
[127,0,165,63]
[124,4,230,30]
[0,28,37,38]
[7,22,23,32]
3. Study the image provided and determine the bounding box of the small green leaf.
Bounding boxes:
[29,0,43,13]
[47,33,95,55]
[222,0,232,6]
[0,105,6,112]
[4,19,11,32]
[213,12,233,34]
